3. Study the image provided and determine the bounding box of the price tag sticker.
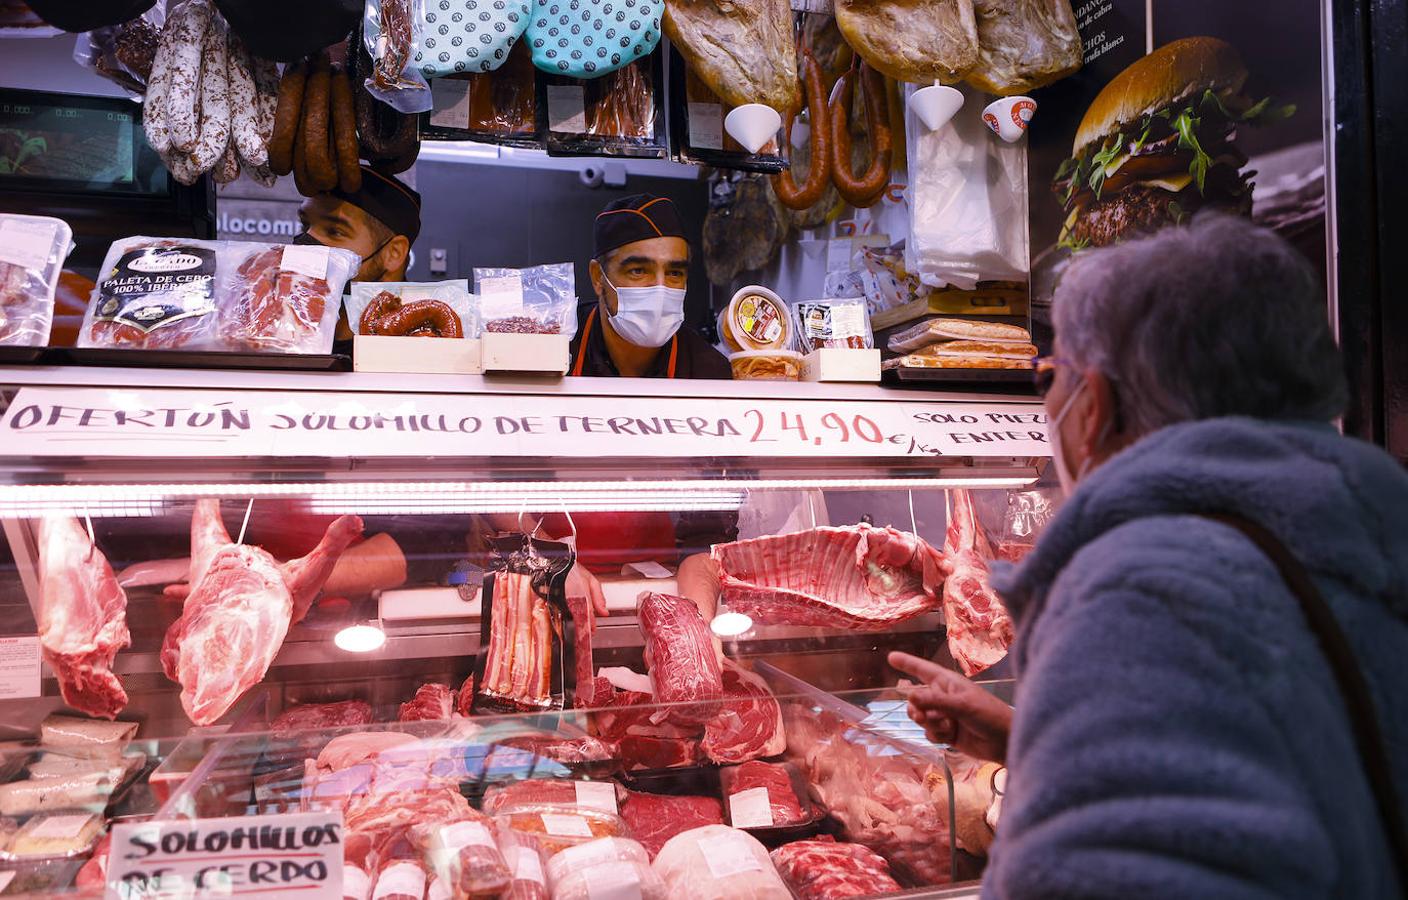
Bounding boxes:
[479,273,525,319]
[826,238,854,273]
[540,813,593,838]
[0,218,57,271]
[342,864,371,900]
[514,849,545,884]
[700,832,762,879]
[688,102,724,150]
[280,244,329,280]
[430,78,472,129]
[574,780,619,813]
[27,813,96,840]
[728,787,774,828]
[583,865,643,900]
[441,820,496,849]
[547,85,588,133]
[372,862,424,900]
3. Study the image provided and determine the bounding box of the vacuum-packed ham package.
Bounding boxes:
[471,533,577,714]
[80,237,359,354]
[0,214,72,347]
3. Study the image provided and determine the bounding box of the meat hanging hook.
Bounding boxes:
[84,509,95,544]
[808,492,817,530]
[236,497,253,545]
[908,489,918,536]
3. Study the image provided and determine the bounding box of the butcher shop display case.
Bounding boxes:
[0,366,1048,897]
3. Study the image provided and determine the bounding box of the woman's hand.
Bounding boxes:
[888,651,1014,764]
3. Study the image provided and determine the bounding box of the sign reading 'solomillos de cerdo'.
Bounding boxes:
[106,812,343,899]
[0,387,1048,459]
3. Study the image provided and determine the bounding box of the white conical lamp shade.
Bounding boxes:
[908,83,964,131]
[725,104,782,154]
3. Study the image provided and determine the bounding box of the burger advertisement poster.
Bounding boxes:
[1027,0,1328,331]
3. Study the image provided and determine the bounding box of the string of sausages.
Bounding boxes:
[771,55,893,211]
[358,290,464,337]
[142,0,279,186]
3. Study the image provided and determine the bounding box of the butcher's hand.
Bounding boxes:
[566,563,609,620]
[888,651,1013,764]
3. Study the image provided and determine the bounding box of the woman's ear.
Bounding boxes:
[1081,370,1123,456]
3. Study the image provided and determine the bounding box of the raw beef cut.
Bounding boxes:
[637,592,723,725]
[726,761,804,826]
[271,699,373,733]
[398,683,455,721]
[496,733,621,772]
[942,489,1014,676]
[620,789,723,858]
[36,517,130,719]
[702,661,786,765]
[712,525,947,630]
[162,500,362,725]
[341,784,473,869]
[565,593,595,708]
[314,732,419,774]
[771,838,903,899]
[585,672,702,770]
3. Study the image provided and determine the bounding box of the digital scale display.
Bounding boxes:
[0,91,163,193]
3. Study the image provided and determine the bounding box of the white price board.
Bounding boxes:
[106,812,343,900]
[0,387,1048,460]
[0,635,40,699]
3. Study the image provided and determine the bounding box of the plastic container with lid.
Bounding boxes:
[729,350,803,382]
[720,286,793,352]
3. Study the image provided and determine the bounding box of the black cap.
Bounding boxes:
[331,166,422,243]
[25,0,155,32]
[214,0,361,63]
[593,194,687,258]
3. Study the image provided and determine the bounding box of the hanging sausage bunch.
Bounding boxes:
[143,0,280,186]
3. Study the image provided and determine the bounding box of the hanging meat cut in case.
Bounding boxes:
[942,489,1014,675]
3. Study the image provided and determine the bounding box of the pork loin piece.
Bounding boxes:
[712,524,946,630]
[835,0,978,84]
[662,0,799,111]
[966,0,1082,95]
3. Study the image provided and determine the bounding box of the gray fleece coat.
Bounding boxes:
[983,417,1408,899]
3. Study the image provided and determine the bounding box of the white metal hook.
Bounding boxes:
[808,492,817,530]
[908,489,918,537]
[236,498,253,546]
[83,509,95,544]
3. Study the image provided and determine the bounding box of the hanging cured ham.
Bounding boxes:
[965,0,1082,95]
[36,517,131,719]
[662,0,799,111]
[162,500,362,725]
[942,489,1014,675]
[834,0,979,85]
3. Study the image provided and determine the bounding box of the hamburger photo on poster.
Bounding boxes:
[1052,36,1294,250]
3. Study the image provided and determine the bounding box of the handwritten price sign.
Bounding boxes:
[0,387,1048,461]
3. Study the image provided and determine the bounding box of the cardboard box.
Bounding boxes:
[481,332,571,375]
[801,348,882,383]
[353,334,482,374]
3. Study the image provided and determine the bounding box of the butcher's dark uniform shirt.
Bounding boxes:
[569,304,733,379]
[566,303,737,557]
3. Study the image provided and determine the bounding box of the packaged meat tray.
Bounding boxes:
[770,838,904,899]
[80,238,359,354]
[0,812,104,862]
[546,837,666,900]
[720,760,823,843]
[792,298,874,351]
[494,802,631,856]
[472,264,577,337]
[481,779,624,815]
[0,214,71,347]
[347,280,479,338]
[618,786,724,859]
[653,825,791,900]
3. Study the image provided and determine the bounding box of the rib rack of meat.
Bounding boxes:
[712,524,947,630]
[942,489,1014,676]
[162,500,362,725]
[36,517,131,719]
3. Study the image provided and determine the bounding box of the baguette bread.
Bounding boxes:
[888,318,1032,353]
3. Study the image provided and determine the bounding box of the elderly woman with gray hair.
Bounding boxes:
[891,214,1407,898]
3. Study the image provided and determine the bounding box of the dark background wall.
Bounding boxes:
[407,161,715,331]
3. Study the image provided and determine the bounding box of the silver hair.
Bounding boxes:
[1052,212,1348,436]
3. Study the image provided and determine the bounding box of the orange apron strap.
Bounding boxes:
[571,307,598,377]
[666,334,679,378]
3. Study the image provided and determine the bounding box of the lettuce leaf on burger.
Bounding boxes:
[1053,36,1293,250]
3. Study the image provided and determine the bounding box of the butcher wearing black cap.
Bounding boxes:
[293,165,421,286]
[571,194,731,379]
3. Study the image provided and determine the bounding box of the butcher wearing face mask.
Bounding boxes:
[571,194,732,379]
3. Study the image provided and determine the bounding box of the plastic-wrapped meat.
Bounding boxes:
[342,785,473,870]
[500,836,549,900]
[85,239,219,350]
[477,572,555,711]
[637,592,723,726]
[373,0,415,91]
[314,732,419,774]
[482,779,623,815]
[468,42,536,136]
[653,825,791,900]
[771,838,903,899]
[411,813,511,899]
[223,246,336,353]
[272,699,374,734]
[495,733,620,774]
[619,789,723,858]
[701,661,785,765]
[586,60,654,140]
[726,761,804,826]
[783,705,952,886]
[545,838,667,900]
[399,683,456,722]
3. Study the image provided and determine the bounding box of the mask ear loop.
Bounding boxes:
[237,498,254,545]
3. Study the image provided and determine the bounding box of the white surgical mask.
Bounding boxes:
[1048,378,1109,494]
[603,275,686,348]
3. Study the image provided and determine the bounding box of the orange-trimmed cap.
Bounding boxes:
[594,193,686,258]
